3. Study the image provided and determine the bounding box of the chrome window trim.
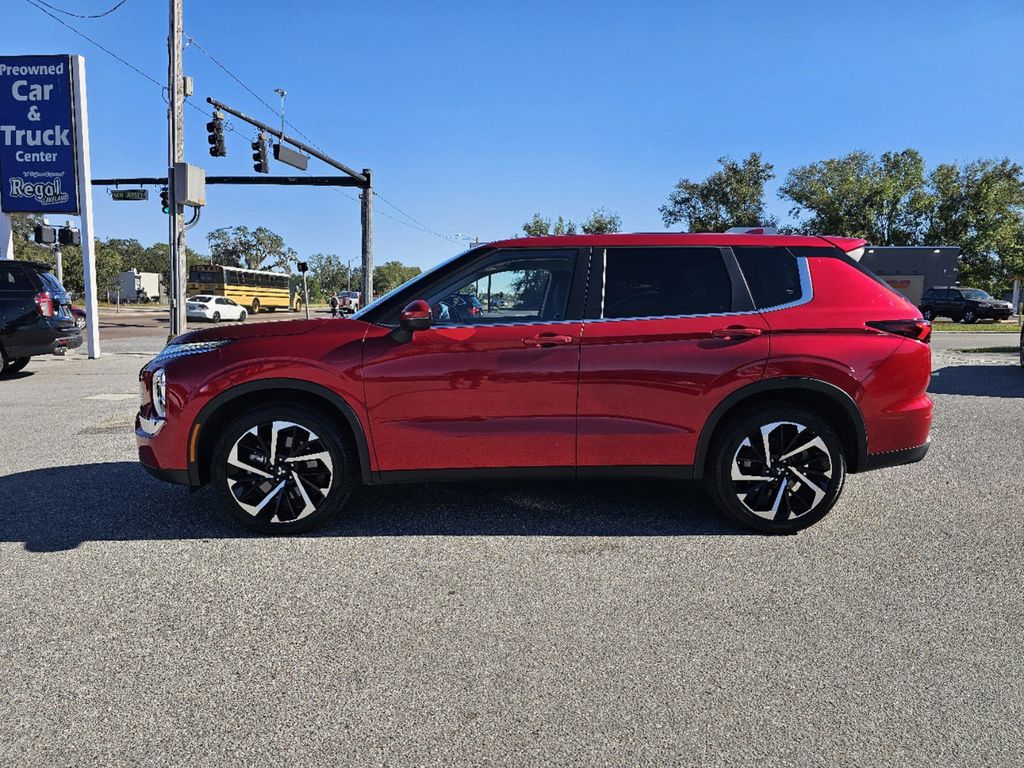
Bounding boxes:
[424,318,583,331]
[594,256,813,322]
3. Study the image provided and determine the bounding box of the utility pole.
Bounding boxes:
[167,0,186,340]
[361,169,373,302]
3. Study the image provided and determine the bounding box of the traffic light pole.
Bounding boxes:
[167,0,186,340]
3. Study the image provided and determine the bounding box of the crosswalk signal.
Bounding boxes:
[160,186,170,214]
[207,111,227,157]
[252,133,270,174]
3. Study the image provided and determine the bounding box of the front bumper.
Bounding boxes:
[140,460,190,486]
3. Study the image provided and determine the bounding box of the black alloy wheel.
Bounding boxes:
[212,405,355,534]
[706,408,847,534]
[961,307,978,324]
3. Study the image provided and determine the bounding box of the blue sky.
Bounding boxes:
[3,0,1023,270]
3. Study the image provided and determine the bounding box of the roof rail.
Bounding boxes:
[724,226,779,235]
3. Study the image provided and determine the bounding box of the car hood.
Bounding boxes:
[174,318,329,344]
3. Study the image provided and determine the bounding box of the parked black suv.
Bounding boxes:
[919,286,1013,324]
[0,260,82,375]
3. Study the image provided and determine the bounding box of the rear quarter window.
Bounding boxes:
[733,247,802,309]
[0,263,36,291]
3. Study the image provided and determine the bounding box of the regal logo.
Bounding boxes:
[8,176,69,206]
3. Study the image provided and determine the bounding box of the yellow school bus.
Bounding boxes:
[186,264,297,313]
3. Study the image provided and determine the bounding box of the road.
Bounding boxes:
[0,332,1021,766]
[92,305,325,340]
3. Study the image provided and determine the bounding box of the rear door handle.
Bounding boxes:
[523,334,574,347]
[711,326,763,340]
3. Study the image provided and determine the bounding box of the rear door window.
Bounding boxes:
[602,247,732,319]
[733,247,802,309]
[0,263,36,291]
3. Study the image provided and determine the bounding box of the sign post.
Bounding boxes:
[71,56,98,358]
[0,54,98,357]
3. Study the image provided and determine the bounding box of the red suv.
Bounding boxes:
[136,233,932,534]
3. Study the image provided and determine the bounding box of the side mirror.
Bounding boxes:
[400,300,432,332]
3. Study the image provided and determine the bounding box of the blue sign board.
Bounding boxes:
[0,55,79,214]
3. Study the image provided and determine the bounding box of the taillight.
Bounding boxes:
[470,305,481,316]
[866,319,931,343]
[34,291,53,318]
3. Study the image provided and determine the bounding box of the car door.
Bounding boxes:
[577,246,770,472]
[361,248,589,474]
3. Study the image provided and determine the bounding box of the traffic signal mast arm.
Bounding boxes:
[206,97,367,187]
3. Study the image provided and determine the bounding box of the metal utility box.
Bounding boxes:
[173,162,206,207]
[860,247,960,305]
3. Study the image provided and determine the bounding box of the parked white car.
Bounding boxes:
[186,295,247,323]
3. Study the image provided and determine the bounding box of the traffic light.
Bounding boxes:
[252,133,270,174]
[159,186,170,214]
[58,226,81,246]
[207,111,226,157]
[33,225,56,245]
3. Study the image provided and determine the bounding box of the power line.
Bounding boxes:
[24,0,160,87]
[24,0,461,244]
[31,0,131,19]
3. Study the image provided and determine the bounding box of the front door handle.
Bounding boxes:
[711,326,763,340]
[523,334,574,347]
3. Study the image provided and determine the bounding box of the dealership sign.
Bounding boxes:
[0,55,79,214]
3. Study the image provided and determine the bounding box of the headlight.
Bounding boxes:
[152,368,167,418]
[152,339,231,362]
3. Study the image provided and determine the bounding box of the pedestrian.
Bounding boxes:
[329,293,339,318]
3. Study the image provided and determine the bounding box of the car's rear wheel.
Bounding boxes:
[75,315,86,329]
[921,307,934,321]
[961,308,978,324]
[239,310,247,322]
[705,407,847,534]
[0,356,30,375]
[212,311,221,323]
[212,405,356,534]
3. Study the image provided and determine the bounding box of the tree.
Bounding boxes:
[922,158,1024,290]
[779,149,928,245]
[10,213,51,262]
[373,260,421,295]
[207,226,296,271]
[522,213,577,236]
[307,253,356,297]
[581,207,622,234]
[660,153,776,232]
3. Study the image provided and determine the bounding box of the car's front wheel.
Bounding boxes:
[961,307,978,324]
[921,307,934,321]
[212,311,221,323]
[212,405,356,534]
[705,407,847,534]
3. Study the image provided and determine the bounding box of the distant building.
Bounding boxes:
[859,247,959,305]
[118,269,164,302]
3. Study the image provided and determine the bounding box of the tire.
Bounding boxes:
[251,298,260,314]
[239,310,247,322]
[1,356,30,375]
[961,308,978,324]
[921,307,933,321]
[212,405,356,534]
[705,407,847,534]
[75,316,86,329]
[212,311,221,323]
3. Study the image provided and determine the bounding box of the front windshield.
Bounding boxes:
[960,289,993,301]
[352,247,475,319]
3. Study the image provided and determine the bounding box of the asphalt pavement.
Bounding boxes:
[0,332,1021,766]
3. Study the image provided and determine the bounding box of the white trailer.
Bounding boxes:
[118,269,162,302]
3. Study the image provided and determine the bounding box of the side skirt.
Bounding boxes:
[373,465,694,485]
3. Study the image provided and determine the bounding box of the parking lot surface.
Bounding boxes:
[1,331,1021,766]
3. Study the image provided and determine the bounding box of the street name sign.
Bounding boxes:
[111,189,149,201]
[0,55,80,214]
